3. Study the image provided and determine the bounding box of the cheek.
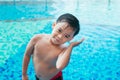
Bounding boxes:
[62,38,70,42]
[52,31,57,37]
[65,37,73,42]
[52,29,56,34]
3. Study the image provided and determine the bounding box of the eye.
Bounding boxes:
[64,35,70,38]
[58,29,62,33]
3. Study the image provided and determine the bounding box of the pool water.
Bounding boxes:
[0,0,120,80]
[0,20,53,80]
[0,1,54,20]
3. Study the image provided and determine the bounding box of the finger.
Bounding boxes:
[75,41,82,45]
[79,38,85,43]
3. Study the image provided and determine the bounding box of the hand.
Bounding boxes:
[22,74,28,80]
[70,38,85,47]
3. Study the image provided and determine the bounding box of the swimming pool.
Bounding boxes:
[0,0,120,80]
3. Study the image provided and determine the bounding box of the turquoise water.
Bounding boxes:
[0,0,120,80]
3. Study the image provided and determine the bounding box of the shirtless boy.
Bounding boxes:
[22,13,84,80]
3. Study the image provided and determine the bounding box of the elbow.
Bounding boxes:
[56,63,66,70]
[56,65,63,71]
[56,61,69,70]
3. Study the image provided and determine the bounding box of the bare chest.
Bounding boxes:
[33,40,62,63]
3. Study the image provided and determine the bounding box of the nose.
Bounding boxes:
[57,34,63,39]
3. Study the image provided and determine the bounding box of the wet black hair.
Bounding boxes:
[56,13,80,36]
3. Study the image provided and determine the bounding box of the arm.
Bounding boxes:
[22,35,40,80]
[56,38,85,70]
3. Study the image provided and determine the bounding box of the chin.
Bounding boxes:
[50,39,59,45]
[53,41,61,45]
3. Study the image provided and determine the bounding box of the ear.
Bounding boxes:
[52,22,56,29]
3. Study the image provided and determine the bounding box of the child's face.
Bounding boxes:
[51,22,75,45]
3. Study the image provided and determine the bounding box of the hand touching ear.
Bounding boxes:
[70,38,85,47]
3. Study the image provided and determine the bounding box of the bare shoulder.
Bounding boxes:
[32,34,42,40]
[30,34,43,43]
[31,34,49,42]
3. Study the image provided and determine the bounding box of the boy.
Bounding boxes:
[22,13,84,80]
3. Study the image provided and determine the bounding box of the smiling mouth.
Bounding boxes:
[55,38,60,42]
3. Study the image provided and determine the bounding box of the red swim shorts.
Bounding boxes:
[50,71,63,80]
